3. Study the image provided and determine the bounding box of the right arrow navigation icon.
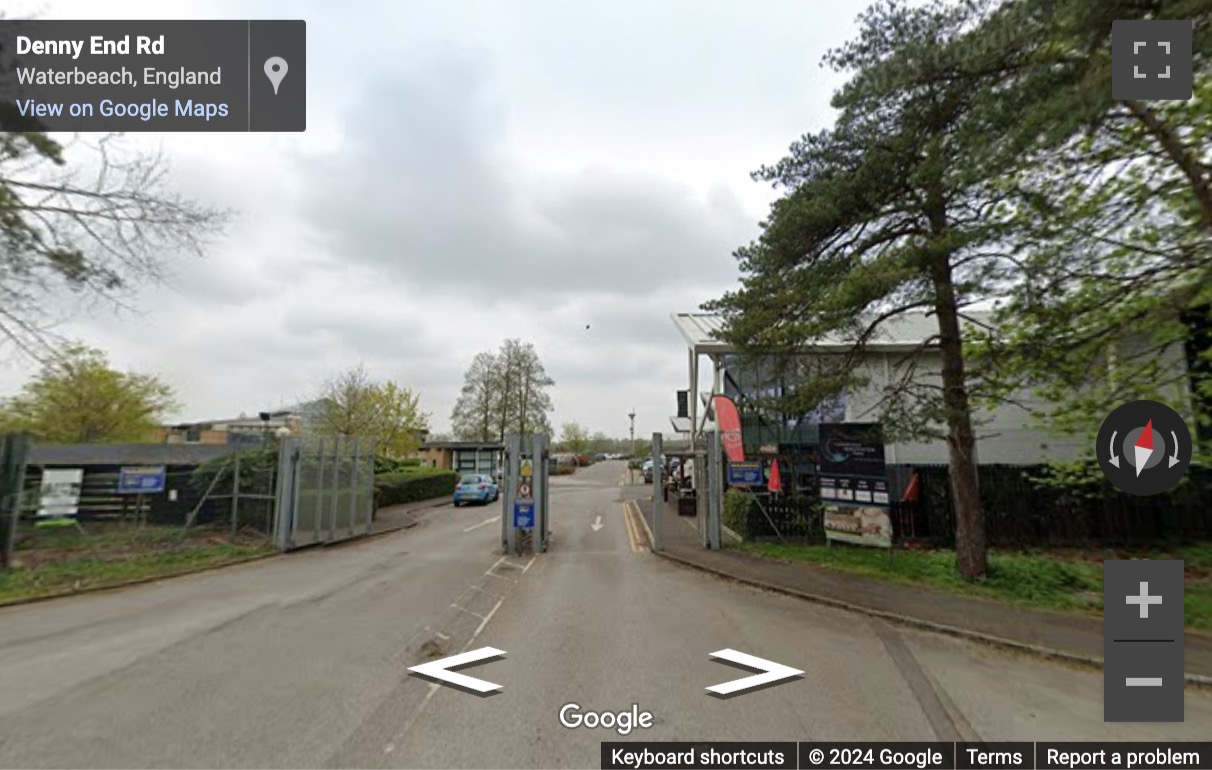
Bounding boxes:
[705,649,803,697]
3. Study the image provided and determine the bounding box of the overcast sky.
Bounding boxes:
[0,0,865,439]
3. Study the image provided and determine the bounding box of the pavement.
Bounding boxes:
[0,461,1209,769]
[371,495,454,534]
[632,491,1212,682]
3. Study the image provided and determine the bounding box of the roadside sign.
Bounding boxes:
[727,461,762,486]
[520,459,533,478]
[118,465,167,494]
[513,501,534,529]
[37,468,83,516]
[518,482,532,499]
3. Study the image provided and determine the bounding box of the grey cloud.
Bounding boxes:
[278,305,443,362]
[295,54,756,301]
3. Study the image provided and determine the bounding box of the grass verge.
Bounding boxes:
[1,525,276,604]
[733,541,1212,630]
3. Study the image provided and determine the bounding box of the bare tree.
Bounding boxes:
[0,128,232,356]
[451,351,499,441]
[451,340,555,441]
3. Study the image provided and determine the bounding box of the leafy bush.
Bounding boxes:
[724,488,754,539]
[373,455,424,474]
[575,453,594,466]
[375,467,458,507]
[191,447,278,495]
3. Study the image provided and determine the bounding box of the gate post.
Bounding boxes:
[502,434,521,554]
[1,434,30,571]
[651,432,663,551]
[533,433,549,552]
[361,438,376,536]
[706,430,722,549]
[272,436,299,552]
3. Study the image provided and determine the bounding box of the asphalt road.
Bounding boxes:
[0,460,1208,769]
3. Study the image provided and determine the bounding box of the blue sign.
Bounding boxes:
[727,461,763,486]
[513,501,535,529]
[118,465,167,494]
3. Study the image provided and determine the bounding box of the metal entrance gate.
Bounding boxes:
[273,435,376,551]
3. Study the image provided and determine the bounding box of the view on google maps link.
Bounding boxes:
[0,1,1210,769]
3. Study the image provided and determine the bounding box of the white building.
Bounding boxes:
[670,309,1188,467]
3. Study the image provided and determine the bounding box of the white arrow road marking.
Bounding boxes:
[1170,431,1181,468]
[1109,431,1120,468]
[591,515,604,532]
[706,649,803,696]
[407,647,506,693]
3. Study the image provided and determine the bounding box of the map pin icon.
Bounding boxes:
[264,57,288,95]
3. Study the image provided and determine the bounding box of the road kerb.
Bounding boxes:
[628,499,655,551]
[654,550,1212,693]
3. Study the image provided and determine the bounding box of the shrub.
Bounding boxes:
[724,488,754,539]
[374,455,424,474]
[375,467,458,507]
[575,453,594,467]
[191,447,278,495]
[374,455,399,474]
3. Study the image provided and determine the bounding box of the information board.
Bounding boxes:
[818,423,892,549]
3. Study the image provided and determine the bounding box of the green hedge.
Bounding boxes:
[375,467,458,507]
[724,489,755,539]
[374,455,424,474]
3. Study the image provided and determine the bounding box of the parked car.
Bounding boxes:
[643,459,661,483]
[453,473,499,506]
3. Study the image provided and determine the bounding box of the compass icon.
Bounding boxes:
[1097,400,1192,496]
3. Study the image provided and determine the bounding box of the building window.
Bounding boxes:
[185,429,201,443]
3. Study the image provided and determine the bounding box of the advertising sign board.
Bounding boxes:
[818,423,892,549]
[37,468,84,517]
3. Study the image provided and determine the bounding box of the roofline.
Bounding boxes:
[672,310,987,357]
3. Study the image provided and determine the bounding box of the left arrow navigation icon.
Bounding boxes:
[407,646,506,695]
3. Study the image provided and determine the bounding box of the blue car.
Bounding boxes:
[454,473,499,506]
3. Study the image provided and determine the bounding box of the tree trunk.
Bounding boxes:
[929,257,987,579]
[1121,100,1212,234]
[498,371,511,442]
[926,176,987,580]
[520,379,530,438]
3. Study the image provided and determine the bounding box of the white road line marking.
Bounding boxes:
[471,598,504,641]
[521,555,536,573]
[463,517,497,533]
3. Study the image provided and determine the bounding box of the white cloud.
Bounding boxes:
[0,0,867,437]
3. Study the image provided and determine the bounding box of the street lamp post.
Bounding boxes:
[628,409,636,484]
